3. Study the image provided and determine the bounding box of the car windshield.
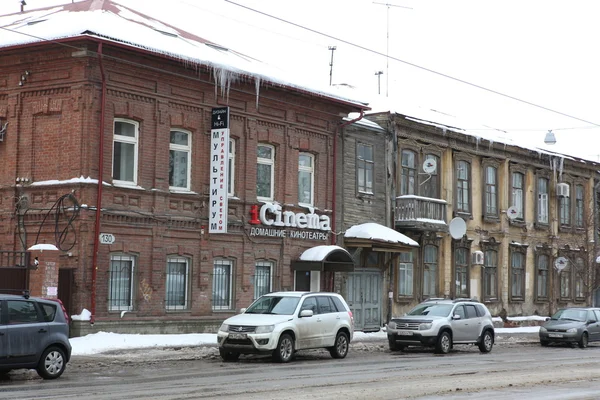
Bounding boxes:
[407,304,453,317]
[244,296,300,315]
[551,309,587,322]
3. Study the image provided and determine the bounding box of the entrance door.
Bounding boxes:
[58,269,74,317]
[347,269,382,331]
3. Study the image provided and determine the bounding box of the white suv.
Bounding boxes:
[387,298,495,354]
[217,291,354,363]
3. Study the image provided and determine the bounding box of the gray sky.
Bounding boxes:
[2,0,599,160]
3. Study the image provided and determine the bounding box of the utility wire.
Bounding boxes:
[225,0,600,128]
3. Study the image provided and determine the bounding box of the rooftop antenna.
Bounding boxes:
[375,71,383,94]
[328,46,337,86]
[20,0,26,12]
[373,2,412,97]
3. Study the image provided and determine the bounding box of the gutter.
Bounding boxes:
[90,41,107,324]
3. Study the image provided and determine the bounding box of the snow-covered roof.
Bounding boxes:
[299,245,350,262]
[344,223,419,247]
[0,0,368,109]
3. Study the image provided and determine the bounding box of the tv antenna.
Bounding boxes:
[373,2,412,97]
[374,71,383,94]
[328,46,337,86]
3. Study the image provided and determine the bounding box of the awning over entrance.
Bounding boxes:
[343,222,419,252]
[291,245,355,272]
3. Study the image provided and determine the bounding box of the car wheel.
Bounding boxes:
[540,340,549,347]
[435,331,452,354]
[329,331,349,359]
[273,333,294,363]
[36,346,67,380]
[219,348,240,362]
[579,332,589,349]
[478,330,494,353]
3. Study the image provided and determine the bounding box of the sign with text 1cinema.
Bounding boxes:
[209,107,229,233]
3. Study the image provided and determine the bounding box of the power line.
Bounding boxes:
[224,0,600,129]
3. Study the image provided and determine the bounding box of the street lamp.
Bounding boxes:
[544,130,557,145]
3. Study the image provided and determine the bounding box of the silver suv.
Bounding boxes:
[0,293,72,379]
[387,298,495,354]
[217,291,354,363]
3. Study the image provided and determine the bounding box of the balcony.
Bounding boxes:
[395,195,448,232]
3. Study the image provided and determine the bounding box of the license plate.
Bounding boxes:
[548,333,563,338]
[397,330,413,336]
[229,333,247,339]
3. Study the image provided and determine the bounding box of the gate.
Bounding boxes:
[347,269,382,332]
[0,251,31,294]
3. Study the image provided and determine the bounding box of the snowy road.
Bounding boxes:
[1,341,600,399]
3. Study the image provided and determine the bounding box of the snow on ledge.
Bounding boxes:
[28,244,59,251]
[345,222,418,247]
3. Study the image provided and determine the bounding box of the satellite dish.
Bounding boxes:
[449,217,467,240]
[423,158,437,174]
[555,257,568,272]
[506,206,518,220]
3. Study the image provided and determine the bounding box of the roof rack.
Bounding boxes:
[423,297,446,301]
[452,298,479,303]
[0,289,30,298]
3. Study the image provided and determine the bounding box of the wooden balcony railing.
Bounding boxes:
[395,195,447,231]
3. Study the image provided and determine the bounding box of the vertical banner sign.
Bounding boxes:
[209,107,230,233]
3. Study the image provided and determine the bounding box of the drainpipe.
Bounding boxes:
[91,41,107,324]
[329,110,364,291]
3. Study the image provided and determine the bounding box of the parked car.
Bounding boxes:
[539,307,600,348]
[387,298,495,354]
[0,292,72,379]
[217,291,354,363]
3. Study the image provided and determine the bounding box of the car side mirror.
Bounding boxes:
[452,314,461,320]
[300,309,313,318]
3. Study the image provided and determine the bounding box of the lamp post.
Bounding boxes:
[544,130,557,145]
[375,71,383,94]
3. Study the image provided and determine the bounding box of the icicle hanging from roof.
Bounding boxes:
[255,77,261,109]
[212,66,238,101]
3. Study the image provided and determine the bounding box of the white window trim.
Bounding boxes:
[169,129,191,192]
[112,118,139,186]
[228,138,236,197]
[166,256,189,311]
[298,152,315,207]
[257,144,275,201]
[254,261,273,300]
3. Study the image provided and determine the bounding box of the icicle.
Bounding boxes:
[558,156,564,181]
[255,76,261,109]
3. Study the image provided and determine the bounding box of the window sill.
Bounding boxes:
[396,296,415,303]
[534,223,550,230]
[453,211,472,220]
[509,220,526,227]
[113,182,145,191]
[483,216,500,223]
[509,298,525,303]
[169,189,197,195]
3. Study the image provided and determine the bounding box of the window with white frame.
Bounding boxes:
[423,245,437,297]
[559,183,571,226]
[456,160,471,213]
[298,153,314,206]
[535,253,549,300]
[483,249,498,301]
[575,184,584,228]
[537,177,549,224]
[113,119,139,185]
[357,143,373,194]
[169,129,191,190]
[510,248,525,300]
[254,261,273,299]
[166,256,189,310]
[398,252,413,297]
[400,149,416,195]
[257,144,274,200]
[454,247,469,298]
[511,172,525,220]
[212,259,233,310]
[574,257,585,300]
[228,138,235,196]
[484,166,498,217]
[108,254,135,311]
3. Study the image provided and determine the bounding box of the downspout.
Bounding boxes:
[329,110,364,291]
[91,42,107,324]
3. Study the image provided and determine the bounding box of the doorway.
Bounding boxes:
[347,269,382,331]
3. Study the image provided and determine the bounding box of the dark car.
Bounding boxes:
[0,292,72,379]
[539,307,600,348]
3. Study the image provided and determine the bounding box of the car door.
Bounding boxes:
[450,305,470,342]
[5,299,47,365]
[0,300,7,365]
[588,310,600,342]
[295,297,320,349]
[316,296,339,346]
[464,304,483,341]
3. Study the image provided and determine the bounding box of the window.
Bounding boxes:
[108,254,135,311]
[169,129,191,190]
[228,138,235,196]
[213,259,233,310]
[575,185,584,228]
[511,172,525,220]
[559,183,571,226]
[454,247,469,298]
[537,177,549,224]
[398,252,413,297]
[483,250,498,301]
[560,259,571,299]
[298,153,314,205]
[400,150,416,195]
[484,166,498,217]
[535,253,549,301]
[422,154,440,198]
[254,261,273,300]
[166,257,189,310]
[7,300,39,324]
[357,143,374,194]
[423,245,437,297]
[113,119,139,185]
[510,248,525,300]
[456,160,471,213]
[574,257,585,300]
[257,144,274,200]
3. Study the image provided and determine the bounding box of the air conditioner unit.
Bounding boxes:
[557,182,570,198]
[472,251,484,265]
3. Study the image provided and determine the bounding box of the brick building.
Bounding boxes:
[0,1,368,335]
